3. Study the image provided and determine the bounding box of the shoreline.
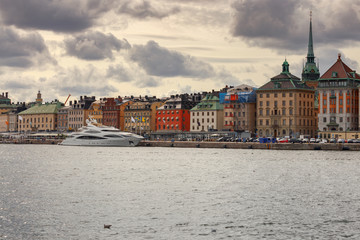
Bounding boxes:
[1,139,359,151]
[138,141,360,151]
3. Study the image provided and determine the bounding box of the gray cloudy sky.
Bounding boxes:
[0,0,359,103]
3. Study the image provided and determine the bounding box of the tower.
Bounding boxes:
[36,90,43,104]
[302,11,320,88]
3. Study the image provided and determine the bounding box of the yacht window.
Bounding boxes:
[77,136,106,140]
[104,134,124,138]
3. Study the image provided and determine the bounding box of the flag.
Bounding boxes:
[18,115,23,121]
[131,116,136,123]
[197,121,200,126]
[5,120,9,125]
[163,119,165,124]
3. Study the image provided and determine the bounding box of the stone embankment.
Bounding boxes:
[0,139,62,145]
[1,139,359,151]
[138,141,360,151]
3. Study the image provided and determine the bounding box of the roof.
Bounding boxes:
[320,54,360,80]
[19,103,62,115]
[258,60,313,91]
[191,95,223,111]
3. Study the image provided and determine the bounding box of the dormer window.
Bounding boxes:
[332,72,338,77]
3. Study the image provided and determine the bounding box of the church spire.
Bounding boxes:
[307,11,315,63]
[302,10,320,87]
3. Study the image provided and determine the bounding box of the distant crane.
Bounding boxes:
[64,94,71,105]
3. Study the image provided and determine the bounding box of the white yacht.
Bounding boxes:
[60,120,144,147]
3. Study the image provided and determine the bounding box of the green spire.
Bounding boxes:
[307,11,315,63]
[282,59,289,74]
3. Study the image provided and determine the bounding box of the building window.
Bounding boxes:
[260,101,263,106]
[266,120,269,126]
[266,93,270,98]
[259,109,263,116]
[323,117,327,122]
[282,93,286,97]
[266,101,269,107]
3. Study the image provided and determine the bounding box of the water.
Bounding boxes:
[1,145,360,239]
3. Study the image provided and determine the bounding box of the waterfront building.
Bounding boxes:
[0,113,9,132]
[317,54,360,133]
[256,60,317,138]
[68,96,96,131]
[102,97,122,129]
[156,93,204,132]
[124,101,164,134]
[86,99,105,125]
[57,105,71,132]
[220,84,256,134]
[18,101,63,132]
[190,94,223,132]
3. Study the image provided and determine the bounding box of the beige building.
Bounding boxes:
[257,60,317,138]
[190,94,223,132]
[124,101,164,134]
[0,113,9,132]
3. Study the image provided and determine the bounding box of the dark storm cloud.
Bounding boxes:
[0,27,53,68]
[118,0,180,19]
[129,40,215,78]
[231,0,360,51]
[65,31,131,60]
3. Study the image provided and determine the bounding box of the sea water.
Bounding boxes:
[1,145,360,239]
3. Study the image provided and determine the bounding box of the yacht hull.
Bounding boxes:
[60,137,142,146]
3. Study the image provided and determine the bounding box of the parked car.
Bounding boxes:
[329,138,336,143]
[315,138,321,143]
[302,138,309,143]
[309,138,316,143]
[289,138,301,143]
[278,138,289,143]
[337,138,345,143]
[347,139,355,143]
[320,139,328,144]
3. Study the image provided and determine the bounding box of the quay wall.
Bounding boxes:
[1,139,360,151]
[138,141,360,151]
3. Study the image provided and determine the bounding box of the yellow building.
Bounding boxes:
[86,100,105,125]
[18,102,63,132]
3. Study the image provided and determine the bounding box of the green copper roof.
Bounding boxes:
[190,94,223,111]
[281,59,290,74]
[19,102,62,115]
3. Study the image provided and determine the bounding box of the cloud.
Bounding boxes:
[231,0,360,52]
[118,0,180,19]
[317,49,359,76]
[0,0,118,32]
[107,63,160,88]
[129,40,215,78]
[0,27,54,68]
[48,65,117,97]
[64,31,130,60]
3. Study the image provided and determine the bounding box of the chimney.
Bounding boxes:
[5,92,8,98]
[80,96,83,101]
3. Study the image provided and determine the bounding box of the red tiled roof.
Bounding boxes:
[320,54,360,80]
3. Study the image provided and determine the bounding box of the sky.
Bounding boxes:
[1,0,360,103]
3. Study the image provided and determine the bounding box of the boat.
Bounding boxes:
[60,119,144,147]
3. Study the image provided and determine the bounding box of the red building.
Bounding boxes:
[156,94,204,132]
[102,97,122,128]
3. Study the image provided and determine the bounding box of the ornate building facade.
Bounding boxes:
[257,60,317,138]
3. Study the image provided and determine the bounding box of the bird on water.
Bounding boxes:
[104,224,112,229]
